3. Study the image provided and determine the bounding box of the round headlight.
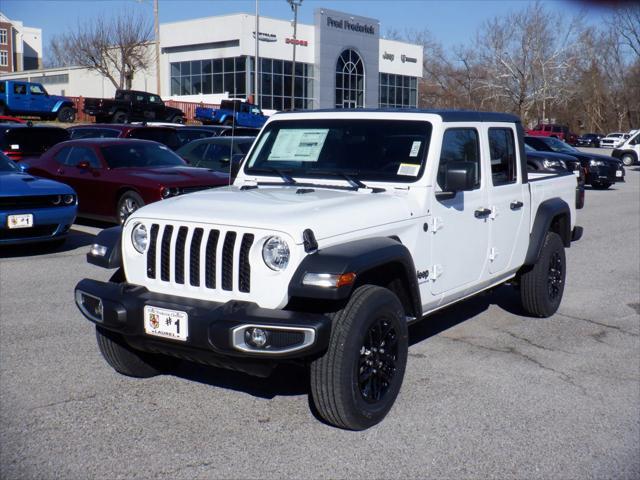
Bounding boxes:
[52,195,62,205]
[62,194,75,205]
[590,159,605,167]
[131,223,148,254]
[262,236,290,271]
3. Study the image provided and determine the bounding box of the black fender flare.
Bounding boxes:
[288,237,421,317]
[524,198,571,266]
[87,226,122,269]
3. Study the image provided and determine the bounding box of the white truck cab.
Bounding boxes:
[76,110,583,430]
[612,130,640,166]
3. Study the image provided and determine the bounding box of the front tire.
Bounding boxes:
[112,111,128,124]
[172,115,184,124]
[310,285,408,430]
[621,153,636,166]
[520,232,566,317]
[117,191,144,224]
[96,326,176,377]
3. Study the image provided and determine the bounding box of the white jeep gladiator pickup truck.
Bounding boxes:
[75,110,583,430]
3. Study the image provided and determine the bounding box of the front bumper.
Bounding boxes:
[586,164,625,184]
[0,205,76,245]
[75,278,332,369]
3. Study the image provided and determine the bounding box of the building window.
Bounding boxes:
[170,56,246,97]
[335,49,364,108]
[379,73,418,108]
[0,51,8,67]
[0,29,7,45]
[249,57,314,111]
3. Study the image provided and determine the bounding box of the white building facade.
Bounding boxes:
[0,8,423,111]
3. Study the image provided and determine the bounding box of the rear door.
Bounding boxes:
[485,125,529,275]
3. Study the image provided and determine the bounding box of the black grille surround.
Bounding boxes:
[145,223,255,294]
[0,195,70,210]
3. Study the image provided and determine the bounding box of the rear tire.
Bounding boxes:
[112,111,128,124]
[520,232,566,317]
[96,326,175,378]
[57,106,75,123]
[117,191,145,224]
[310,285,408,430]
[172,115,184,124]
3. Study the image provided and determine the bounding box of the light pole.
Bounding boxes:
[154,0,160,95]
[287,0,302,111]
[254,0,259,104]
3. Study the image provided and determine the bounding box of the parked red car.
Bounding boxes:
[67,124,182,150]
[0,115,26,124]
[25,138,229,224]
[526,123,577,145]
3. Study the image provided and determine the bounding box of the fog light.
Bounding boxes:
[75,290,104,322]
[245,328,268,348]
[90,244,108,257]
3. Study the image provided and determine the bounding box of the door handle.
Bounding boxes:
[510,201,524,210]
[474,208,492,218]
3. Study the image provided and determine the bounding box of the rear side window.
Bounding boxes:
[489,128,517,186]
[128,128,181,150]
[66,147,101,168]
[437,128,481,190]
[0,82,5,94]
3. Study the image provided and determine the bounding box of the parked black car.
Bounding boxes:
[525,136,624,189]
[576,133,603,148]
[176,136,255,172]
[1,124,70,162]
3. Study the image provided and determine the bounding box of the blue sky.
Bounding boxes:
[1,0,617,58]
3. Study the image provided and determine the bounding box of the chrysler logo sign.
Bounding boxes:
[252,31,277,42]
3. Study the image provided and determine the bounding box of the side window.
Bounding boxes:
[0,82,6,94]
[136,94,145,103]
[29,84,45,95]
[54,147,73,165]
[148,95,161,104]
[489,128,517,186]
[66,147,101,168]
[13,83,26,95]
[552,126,562,133]
[437,128,481,190]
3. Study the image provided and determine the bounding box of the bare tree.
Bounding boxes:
[49,11,152,90]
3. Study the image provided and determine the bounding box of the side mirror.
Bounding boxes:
[441,161,477,196]
[18,162,30,172]
[77,161,91,170]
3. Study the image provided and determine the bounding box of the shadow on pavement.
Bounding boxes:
[0,228,96,258]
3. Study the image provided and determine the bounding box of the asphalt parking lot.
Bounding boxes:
[1,152,639,479]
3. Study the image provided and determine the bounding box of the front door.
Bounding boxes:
[486,126,528,274]
[429,127,490,296]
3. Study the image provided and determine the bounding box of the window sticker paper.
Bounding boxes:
[268,129,329,162]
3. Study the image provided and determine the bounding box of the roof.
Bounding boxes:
[68,124,177,131]
[57,138,162,146]
[273,108,522,123]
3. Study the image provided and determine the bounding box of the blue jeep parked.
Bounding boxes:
[195,100,267,128]
[0,80,76,123]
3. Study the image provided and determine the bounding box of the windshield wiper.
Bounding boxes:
[250,167,296,185]
[311,170,385,193]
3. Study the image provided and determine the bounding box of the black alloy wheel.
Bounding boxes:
[547,251,564,302]
[358,318,399,403]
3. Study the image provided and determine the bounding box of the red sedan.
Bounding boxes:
[26,138,229,224]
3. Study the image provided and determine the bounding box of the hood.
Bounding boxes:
[0,172,74,196]
[119,166,229,186]
[527,151,578,162]
[51,95,71,104]
[572,151,621,165]
[130,184,413,243]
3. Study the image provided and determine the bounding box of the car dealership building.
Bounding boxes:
[0,8,423,111]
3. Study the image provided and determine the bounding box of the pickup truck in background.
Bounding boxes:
[83,90,185,124]
[0,80,76,122]
[612,130,639,166]
[527,123,577,145]
[195,100,267,128]
[76,109,583,431]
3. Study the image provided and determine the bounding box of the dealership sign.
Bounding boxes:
[286,38,309,47]
[252,31,277,42]
[326,16,375,35]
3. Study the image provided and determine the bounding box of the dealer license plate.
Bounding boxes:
[7,213,33,229]
[144,305,188,342]
[616,170,623,177]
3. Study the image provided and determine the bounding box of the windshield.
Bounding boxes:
[100,143,186,168]
[524,144,536,152]
[245,119,432,183]
[1,128,70,154]
[0,152,19,172]
[542,137,578,154]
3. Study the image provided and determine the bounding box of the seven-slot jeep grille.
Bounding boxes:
[146,223,254,294]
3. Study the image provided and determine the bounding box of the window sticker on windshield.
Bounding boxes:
[409,141,421,157]
[268,129,329,162]
[397,163,421,176]
[10,144,19,150]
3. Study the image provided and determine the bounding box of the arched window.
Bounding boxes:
[335,49,364,108]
